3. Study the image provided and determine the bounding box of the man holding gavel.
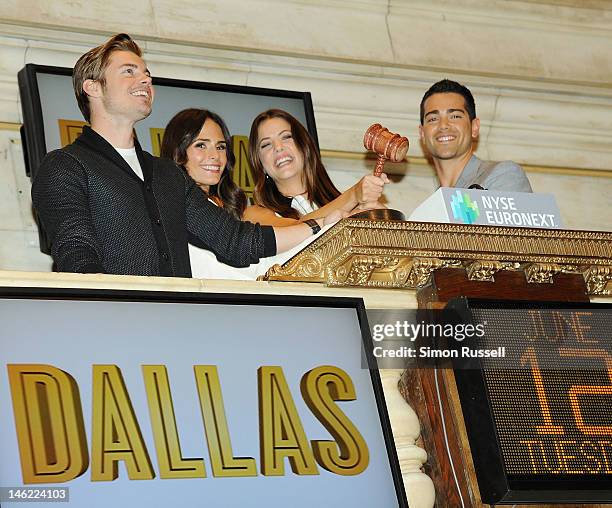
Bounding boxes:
[419,79,532,192]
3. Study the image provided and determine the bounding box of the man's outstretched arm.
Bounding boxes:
[184,176,329,267]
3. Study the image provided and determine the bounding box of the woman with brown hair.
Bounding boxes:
[161,108,263,279]
[244,109,388,226]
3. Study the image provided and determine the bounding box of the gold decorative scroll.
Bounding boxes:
[261,219,612,296]
[583,266,612,296]
[466,260,519,282]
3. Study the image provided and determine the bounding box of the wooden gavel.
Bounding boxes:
[363,124,409,176]
[350,123,408,221]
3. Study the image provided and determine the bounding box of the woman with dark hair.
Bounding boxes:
[244,109,388,226]
[161,108,259,279]
[161,108,246,219]
[161,108,337,280]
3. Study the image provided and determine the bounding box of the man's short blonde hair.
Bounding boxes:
[73,33,143,122]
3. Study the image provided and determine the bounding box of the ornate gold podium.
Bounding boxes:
[262,219,611,298]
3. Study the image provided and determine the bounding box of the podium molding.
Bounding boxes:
[262,219,612,298]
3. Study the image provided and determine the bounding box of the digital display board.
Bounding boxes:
[0,288,407,508]
[451,299,612,504]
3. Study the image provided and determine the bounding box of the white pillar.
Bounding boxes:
[381,369,435,508]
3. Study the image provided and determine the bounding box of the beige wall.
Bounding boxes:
[0,0,611,271]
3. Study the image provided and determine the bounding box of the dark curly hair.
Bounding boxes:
[248,109,340,219]
[161,108,246,219]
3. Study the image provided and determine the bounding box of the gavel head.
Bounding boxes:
[363,124,409,162]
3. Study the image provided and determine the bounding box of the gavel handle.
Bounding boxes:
[374,154,386,177]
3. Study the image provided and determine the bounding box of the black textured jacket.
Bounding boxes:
[31,126,275,276]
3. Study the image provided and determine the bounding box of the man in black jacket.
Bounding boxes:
[32,34,328,277]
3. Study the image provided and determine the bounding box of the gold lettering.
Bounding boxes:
[570,312,596,344]
[521,348,564,435]
[552,311,573,341]
[194,366,256,477]
[525,310,546,341]
[7,364,88,484]
[231,135,254,200]
[142,365,205,478]
[258,366,318,476]
[599,441,612,473]
[301,366,369,475]
[557,440,585,473]
[91,365,154,481]
[538,440,563,473]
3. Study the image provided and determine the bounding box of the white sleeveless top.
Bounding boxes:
[289,194,317,216]
[189,197,327,280]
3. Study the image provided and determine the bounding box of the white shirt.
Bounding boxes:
[114,146,144,181]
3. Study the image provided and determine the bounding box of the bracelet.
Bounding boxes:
[304,218,321,235]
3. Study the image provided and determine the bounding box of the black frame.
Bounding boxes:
[17,63,319,179]
[449,297,612,504]
[0,286,408,508]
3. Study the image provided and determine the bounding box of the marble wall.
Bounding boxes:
[0,0,610,272]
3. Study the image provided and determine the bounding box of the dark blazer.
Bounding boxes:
[31,126,275,276]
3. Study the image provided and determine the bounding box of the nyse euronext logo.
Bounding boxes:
[450,190,480,224]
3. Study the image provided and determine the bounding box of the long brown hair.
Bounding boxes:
[248,109,340,219]
[161,108,246,219]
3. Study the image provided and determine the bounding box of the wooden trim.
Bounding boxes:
[0,122,21,131]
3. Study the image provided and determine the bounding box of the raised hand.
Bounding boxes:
[355,173,390,210]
